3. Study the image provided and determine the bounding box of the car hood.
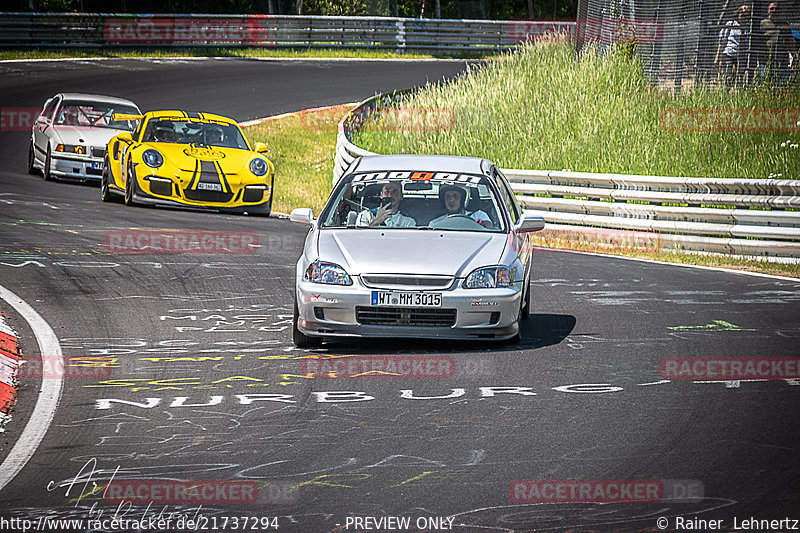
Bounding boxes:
[317,229,508,277]
[52,126,122,146]
[148,144,254,174]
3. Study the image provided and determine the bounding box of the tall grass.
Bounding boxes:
[355,41,800,179]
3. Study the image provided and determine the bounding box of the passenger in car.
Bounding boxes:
[356,181,416,227]
[429,184,492,227]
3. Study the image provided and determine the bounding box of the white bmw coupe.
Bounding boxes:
[28,93,141,182]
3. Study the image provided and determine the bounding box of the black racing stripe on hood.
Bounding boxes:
[213,160,232,194]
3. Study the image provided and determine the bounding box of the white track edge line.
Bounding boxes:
[0,284,63,492]
[538,247,800,282]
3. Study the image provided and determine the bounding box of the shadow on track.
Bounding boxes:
[313,313,577,354]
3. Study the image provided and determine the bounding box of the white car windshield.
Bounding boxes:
[321,173,506,232]
[56,101,139,131]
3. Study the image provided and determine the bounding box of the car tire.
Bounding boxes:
[521,273,531,321]
[293,296,321,348]
[42,145,53,181]
[101,156,114,202]
[505,288,524,345]
[124,159,137,206]
[27,141,37,175]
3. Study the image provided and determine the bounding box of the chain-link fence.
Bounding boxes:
[575,0,800,89]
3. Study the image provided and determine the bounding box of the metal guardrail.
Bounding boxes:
[335,93,800,260]
[0,13,574,52]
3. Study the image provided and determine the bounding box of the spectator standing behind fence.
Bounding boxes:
[757,2,792,84]
[792,29,800,72]
[715,4,751,86]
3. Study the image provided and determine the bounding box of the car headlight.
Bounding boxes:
[55,144,85,155]
[250,158,269,176]
[304,260,352,285]
[463,266,513,289]
[142,149,163,168]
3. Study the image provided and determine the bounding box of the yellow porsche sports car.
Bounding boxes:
[102,110,274,215]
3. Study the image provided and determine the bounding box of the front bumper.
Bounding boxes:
[130,174,272,214]
[51,154,104,181]
[296,277,522,341]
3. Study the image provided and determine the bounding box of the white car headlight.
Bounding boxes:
[250,158,268,176]
[463,266,513,289]
[142,149,163,168]
[304,260,352,286]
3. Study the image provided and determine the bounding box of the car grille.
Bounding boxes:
[355,306,456,327]
[361,274,454,290]
[91,146,105,158]
[183,188,234,203]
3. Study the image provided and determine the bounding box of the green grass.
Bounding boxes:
[243,106,344,216]
[0,47,491,61]
[354,41,800,179]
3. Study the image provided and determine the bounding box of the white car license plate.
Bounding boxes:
[371,291,441,307]
[91,161,103,170]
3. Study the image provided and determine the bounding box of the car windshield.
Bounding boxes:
[56,101,140,131]
[320,172,507,232]
[141,119,249,149]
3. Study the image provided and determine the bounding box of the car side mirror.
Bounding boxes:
[117,131,133,143]
[254,142,268,153]
[516,213,545,233]
[290,208,315,225]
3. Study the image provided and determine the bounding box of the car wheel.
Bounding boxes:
[293,296,321,348]
[101,156,113,202]
[124,159,137,206]
[27,141,37,175]
[42,145,53,181]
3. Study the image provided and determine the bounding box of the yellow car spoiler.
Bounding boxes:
[113,113,144,122]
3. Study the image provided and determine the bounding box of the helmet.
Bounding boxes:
[205,126,224,145]
[152,122,175,142]
[438,184,467,210]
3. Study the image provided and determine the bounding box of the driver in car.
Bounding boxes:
[151,122,176,143]
[356,181,416,227]
[205,125,225,146]
[429,184,492,227]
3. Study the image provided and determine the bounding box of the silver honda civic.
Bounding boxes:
[289,154,545,347]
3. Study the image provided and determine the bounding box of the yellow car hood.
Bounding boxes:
[157,144,254,175]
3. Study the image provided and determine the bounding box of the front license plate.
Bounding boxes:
[91,161,103,170]
[371,291,441,307]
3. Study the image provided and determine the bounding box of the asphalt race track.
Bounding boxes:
[0,58,799,533]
